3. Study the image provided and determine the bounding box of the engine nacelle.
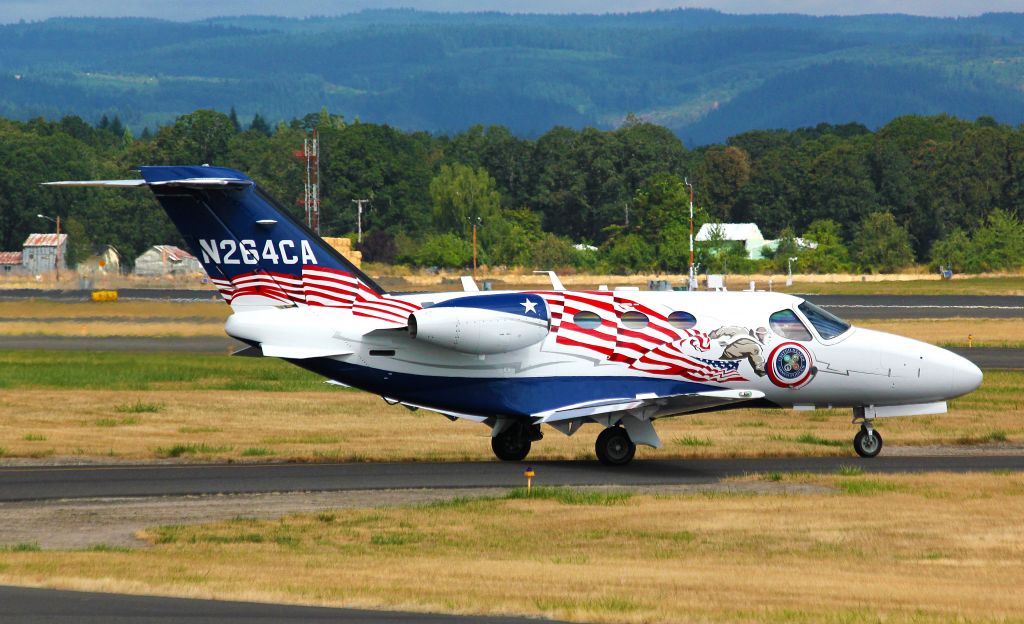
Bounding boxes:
[408,293,549,355]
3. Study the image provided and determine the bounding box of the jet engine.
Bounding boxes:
[407,293,549,355]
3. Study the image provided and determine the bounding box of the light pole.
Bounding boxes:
[786,257,798,287]
[683,177,696,290]
[468,216,482,281]
[351,199,370,243]
[37,213,61,282]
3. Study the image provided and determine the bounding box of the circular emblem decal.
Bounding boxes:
[767,342,814,388]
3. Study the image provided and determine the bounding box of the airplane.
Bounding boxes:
[47,166,984,465]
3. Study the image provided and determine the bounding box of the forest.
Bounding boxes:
[1,109,1023,276]
[3,10,1024,144]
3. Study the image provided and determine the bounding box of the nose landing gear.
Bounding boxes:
[491,422,542,461]
[853,424,883,458]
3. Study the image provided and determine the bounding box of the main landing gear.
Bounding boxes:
[595,426,636,466]
[853,423,883,458]
[491,422,543,461]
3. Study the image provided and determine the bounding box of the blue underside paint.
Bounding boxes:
[293,358,720,418]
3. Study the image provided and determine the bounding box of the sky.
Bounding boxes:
[1,0,1023,22]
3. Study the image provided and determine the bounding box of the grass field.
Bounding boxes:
[1,473,1022,622]
[0,351,1019,462]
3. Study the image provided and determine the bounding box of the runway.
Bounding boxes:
[0,586,554,624]
[1,289,1020,318]
[2,456,1021,502]
[800,294,1023,319]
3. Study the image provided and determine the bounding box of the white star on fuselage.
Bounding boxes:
[521,298,538,314]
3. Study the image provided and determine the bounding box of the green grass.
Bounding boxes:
[114,400,164,413]
[505,486,632,506]
[241,447,273,457]
[2,543,41,552]
[674,436,713,447]
[370,532,422,546]
[22,433,46,441]
[836,465,865,476]
[154,443,231,458]
[793,433,848,448]
[95,417,140,427]
[835,478,901,496]
[0,350,326,391]
[84,544,132,553]
[178,426,223,433]
[957,430,1010,444]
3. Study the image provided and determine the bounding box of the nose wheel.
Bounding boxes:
[853,426,883,458]
[595,426,636,466]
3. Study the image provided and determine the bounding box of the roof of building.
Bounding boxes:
[145,245,197,262]
[696,223,764,242]
[23,233,68,247]
[0,251,22,265]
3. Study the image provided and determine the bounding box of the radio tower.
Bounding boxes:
[300,129,320,234]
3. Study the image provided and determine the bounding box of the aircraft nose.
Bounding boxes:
[944,350,983,399]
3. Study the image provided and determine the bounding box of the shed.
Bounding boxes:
[22,233,68,274]
[77,245,122,276]
[133,245,203,277]
[0,251,24,275]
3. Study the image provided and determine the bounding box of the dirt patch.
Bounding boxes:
[0,482,826,550]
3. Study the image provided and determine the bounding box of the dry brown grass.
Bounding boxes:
[0,300,226,320]
[1,472,1022,622]
[0,321,225,337]
[0,369,1019,462]
[855,317,1024,348]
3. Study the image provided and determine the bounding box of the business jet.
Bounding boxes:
[47,166,983,465]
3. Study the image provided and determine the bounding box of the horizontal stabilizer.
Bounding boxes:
[259,344,353,359]
[43,178,252,188]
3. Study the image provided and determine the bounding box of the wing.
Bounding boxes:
[532,388,765,424]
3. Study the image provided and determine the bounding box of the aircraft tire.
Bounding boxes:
[595,426,636,466]
[853,427,883,458]
[491,426,532,461]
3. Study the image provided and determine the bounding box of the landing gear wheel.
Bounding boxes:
[853,427,883,458]
[491,425,532,461]
[595,426,636,466]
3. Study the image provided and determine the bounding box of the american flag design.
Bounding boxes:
[631,343,748,383]
[531,291,749,385]
[210,266,420,326]
[554,291,617,358]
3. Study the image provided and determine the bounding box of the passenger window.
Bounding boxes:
[620,310,649,329]
[572,311,602,330]
[769,309,812,341]
[667,310,697,329]
[798,301,850,340]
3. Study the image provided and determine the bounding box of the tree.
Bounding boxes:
[429,164,501,235]
[414,232,472,268]
[800,219,850,273]
[603,233,656,274]
[852,212,915,273]
[249,113,272,136]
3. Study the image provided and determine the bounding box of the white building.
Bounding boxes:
[133,245,203,277]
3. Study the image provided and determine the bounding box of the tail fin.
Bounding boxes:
[84,165,380,310]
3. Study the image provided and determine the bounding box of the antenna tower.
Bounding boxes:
[295,129,320,234]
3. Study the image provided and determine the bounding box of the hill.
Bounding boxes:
[2,9,1024,142]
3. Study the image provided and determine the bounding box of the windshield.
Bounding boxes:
[798,301,851,340]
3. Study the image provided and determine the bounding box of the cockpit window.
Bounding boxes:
[798,301,851,340]
[769,309,812,341]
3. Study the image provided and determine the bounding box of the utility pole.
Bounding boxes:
[684,178,696,290]
[351,199,370,243]
[37,213,61,282]
[294,129,320,234]
[469,216,482,281]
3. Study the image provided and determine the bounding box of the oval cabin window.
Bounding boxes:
[667,310,697,329]
[572,310,602,330]
[620,310,649,329]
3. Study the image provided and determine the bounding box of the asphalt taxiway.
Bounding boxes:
[0,586,556,624]
[2,456,1021,502]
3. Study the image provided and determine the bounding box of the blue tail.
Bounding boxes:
[139,165,384,307]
